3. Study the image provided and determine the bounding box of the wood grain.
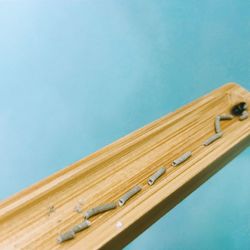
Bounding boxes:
[0,83,249,250]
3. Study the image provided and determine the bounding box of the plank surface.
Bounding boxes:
[0,83,249,250]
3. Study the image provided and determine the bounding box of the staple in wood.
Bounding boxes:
[203,132,223,146]
[148,167,166,185]
[219,114,233,120]
[215,116,221,133]
[57,230,75,243]
[172,151,192,166]
[119,185,142,206]
[85,202,117,219]
[239,110,248,121]
[71,220,91,233]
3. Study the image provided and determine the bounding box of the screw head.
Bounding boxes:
[231,102,247,116]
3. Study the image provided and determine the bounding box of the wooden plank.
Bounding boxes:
[0,82,249,250]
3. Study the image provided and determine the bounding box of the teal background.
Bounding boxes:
[0,1,249,249]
